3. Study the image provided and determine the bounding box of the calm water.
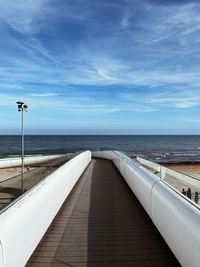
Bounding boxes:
[1,135,200,163]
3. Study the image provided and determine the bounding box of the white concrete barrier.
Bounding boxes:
[152,182,200,267]
[137,156,200,190]
[94,151,200,267]
[136,156,161,173]
[0,242,3,267]
[0,151,91,267]
[163,166,200,190]
[0,155,65,169]
[113,151,160,217]
[1,150,199,266]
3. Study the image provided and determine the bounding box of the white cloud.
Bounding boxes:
[0,91,121,115]
[30,93,58,97]
[0,0,200,115]
[121,89,200,110]
[1,0,200,90]
[0,0,50,34]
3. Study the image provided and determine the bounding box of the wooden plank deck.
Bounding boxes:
[27,159,180,267]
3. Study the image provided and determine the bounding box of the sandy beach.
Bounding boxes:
[139,160,200,200]
[0,167,22,183]
[0,167,35,183]
[165,163,200,180]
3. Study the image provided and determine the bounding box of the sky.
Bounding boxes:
[0,0,200,134]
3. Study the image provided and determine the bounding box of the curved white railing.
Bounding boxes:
[0,155,65,169]
[0,151,91,267]
[92,151,200,267]
[1,150,199,267]
[0,242,3,267]
[137,156,200,190]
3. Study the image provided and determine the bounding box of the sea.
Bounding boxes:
[1,135,200,164]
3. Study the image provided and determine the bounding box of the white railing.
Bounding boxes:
[136,156,161,173]
[0,151,91,267]
[92,151,200,267]
[1,150,199,267]
[137,156,200,191]
[0,155,65,169]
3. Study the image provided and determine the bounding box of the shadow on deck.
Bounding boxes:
[27,159,180,266]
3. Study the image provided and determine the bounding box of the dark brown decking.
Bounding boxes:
[27,159,180,267]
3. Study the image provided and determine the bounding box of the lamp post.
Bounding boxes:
[16,101,28,193]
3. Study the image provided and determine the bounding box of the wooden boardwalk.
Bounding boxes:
[27,159,180,267]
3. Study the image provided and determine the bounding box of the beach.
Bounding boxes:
[165,163,200,180]
[0,167,35,183]
[0,167,22,182]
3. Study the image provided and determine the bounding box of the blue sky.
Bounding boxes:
[0,0,200,134]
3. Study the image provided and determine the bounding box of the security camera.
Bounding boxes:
[16,101,24,105]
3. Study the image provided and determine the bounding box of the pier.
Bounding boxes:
[27,158,180,266]
[0,151,199,267]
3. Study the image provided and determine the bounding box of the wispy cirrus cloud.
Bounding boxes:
[30,93,58,97]
[1,0,200,89]
[1,0,200,133]
[0,91,120,116]
[0,0,50,34]
[121,88,200,110]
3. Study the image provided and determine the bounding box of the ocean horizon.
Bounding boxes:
[1,135,200,164]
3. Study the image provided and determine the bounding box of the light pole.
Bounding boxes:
[16,101,28,193]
